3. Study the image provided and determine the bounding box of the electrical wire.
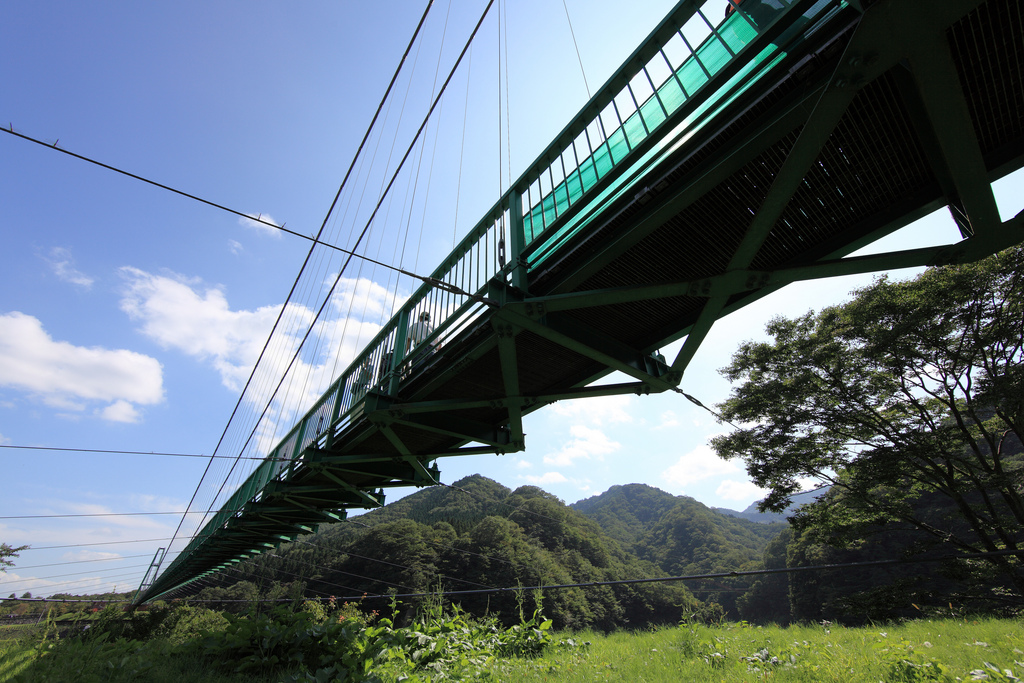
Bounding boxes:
[0,127,423,283]
[0,563,150,585]
[10,554,151,571]
[0,570,147,594]
[0,444,286,462]
[0,512,186,519]
[133,548,1024,605]
[24,538,174,551]
[290,539,496,591]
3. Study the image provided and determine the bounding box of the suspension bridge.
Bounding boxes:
[137,0,1024,602]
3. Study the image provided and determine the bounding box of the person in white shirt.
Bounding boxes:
[407,311,434,353]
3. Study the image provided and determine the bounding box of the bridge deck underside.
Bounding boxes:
[368,0,1023,453]
[145,0,1024,600]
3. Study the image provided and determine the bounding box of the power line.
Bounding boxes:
[11,554,151,571]
[146,547,1024,605]
[0,570,147,594]
[0,596,133,604]
[25,538,174,551]
[0,563,150,585]
[289,539,495,591]
[0,444,284,461]
[0,127,415,285]
[273,548,1024,603]
[160,0,439,586]
[0,512,185,520]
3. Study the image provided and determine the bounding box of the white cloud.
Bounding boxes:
[228,239,244,255]
[550,394,634,425]
[98,399,141,423]
[239,213,283,238]
[120,267,291,365]
[716,479,768,503]
[522,471,568,485]
[330,275,405,324]
[118,267,396,450]
[44,246,94,289]
[0,312,163,420]
[542,424,620,467]
[60,550,122,563]
[661,442,740,489]
[654,409,680,430]
[513,458,533,469]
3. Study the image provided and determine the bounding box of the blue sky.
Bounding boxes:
[2,0,1022,598]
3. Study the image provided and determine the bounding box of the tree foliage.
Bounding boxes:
[713,246,1024,601]
[1,542,27,573]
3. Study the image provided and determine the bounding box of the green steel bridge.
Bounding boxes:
[137,0,1024,602]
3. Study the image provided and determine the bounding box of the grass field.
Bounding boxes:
[495,618,1024,681]
[1,615,1021,681]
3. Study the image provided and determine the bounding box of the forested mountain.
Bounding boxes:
[569,484,680,553]
[570,483,786,614]
[209,476,787,630]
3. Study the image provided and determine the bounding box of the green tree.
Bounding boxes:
[736,527,792,624]
[713,246,1024,597]
[1,542,27,572]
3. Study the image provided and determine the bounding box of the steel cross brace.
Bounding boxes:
[668,0,992,376]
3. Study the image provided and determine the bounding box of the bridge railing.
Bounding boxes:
[520,7,762,244]
[167,0,852,577]
[522,0,844,268]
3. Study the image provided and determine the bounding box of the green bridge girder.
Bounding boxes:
[139,0,1024,602]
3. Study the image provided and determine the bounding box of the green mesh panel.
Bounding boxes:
[697,37,732,77]
[607,128,629,164]
[523,213,535,241]
[593,141,614,176]
[623,110,648,148]
[517,1,816,250]
[580,157,599,191]
[542,192,556,226]
[678,57,709,94]
[640,94,668,132]
[721,12,758,51]
[658,76,686,114]
[554,182,570,215]
[567,169,585,204]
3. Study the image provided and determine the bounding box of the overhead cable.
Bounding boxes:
[25,538,174,551]
[0,512,185,519]
[0,444,284,462]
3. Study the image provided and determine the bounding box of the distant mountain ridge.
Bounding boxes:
[712,486,830,523]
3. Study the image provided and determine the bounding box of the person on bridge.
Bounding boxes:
[724,0,787,28]
[352,358,372,400]
[407,311,435,353]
